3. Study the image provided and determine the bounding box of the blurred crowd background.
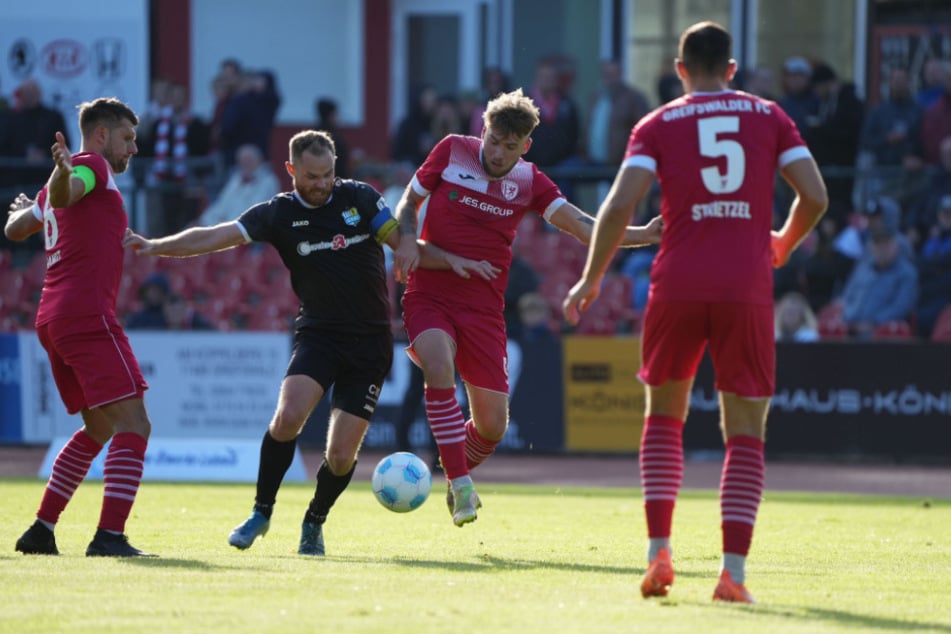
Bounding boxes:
[2,1,951,346]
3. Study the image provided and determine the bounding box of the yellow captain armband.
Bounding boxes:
[72,165,96,196]
[374,217,399,244]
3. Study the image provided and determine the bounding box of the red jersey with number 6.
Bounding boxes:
[624,90,811,305]
[35,152,128,325]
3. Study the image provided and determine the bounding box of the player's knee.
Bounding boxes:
[108,411,152,439]
[269,410,306,441]
[479,416,508,441]
[419,358,455,387]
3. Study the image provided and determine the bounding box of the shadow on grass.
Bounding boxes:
[331,552,714,580]
[755,603,951,633]
[110,557,246,571]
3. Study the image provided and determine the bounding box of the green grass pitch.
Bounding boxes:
[1,479,948,633]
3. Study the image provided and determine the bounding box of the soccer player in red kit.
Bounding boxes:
[564,22,828,602]
[5,98,156,557]
[392,89,662,527]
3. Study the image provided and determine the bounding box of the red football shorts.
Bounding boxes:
[36,314,149,414]
[638,300,775,398]
[402,293,508,393]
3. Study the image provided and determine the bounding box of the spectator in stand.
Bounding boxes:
[800,224,855,312]
[772,233,811,300]
[619,186,663,310]
[915,195,951,337]
[468,67,511,136]
[920,60,951,166]
[858,66,925,205]
[315,97,351,179]
[391,83,438,168]
[584,59,650,169]
[1,79,69,191]
[219,69,281,169]
[834,195,913,264]
[504,254,541,342]
[125,272,171,330]
[840,225,918,339]
[904,135,951,249]
[162,293,214,331]
[135,78,173,158]
[775,57,820,224]
[194,143,279,227]
[430,94,464,144]
[516,291,554,342]
[0,77,9,173]
[524,58,582,198]
[804,63,865,229]
[738,66,777,101]
[0,75,10,111]
[209,59,244,157]
[778,56,819,135]
[656,71,684,104]
[125,272,215,331]
[774,291,819,342]
[917,58,946,110]
[139,82,212,235]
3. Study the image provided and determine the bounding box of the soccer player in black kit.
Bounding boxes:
[123,130,499,555]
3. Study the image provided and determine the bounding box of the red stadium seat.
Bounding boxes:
[931,306,951,342]
[872,320,914,341]
[816,301,843,324]
[575,315,616,335]
[816,302,849,340]
[24,252,47,287]
[0,270,31,303]
[538,268,577,311]
[818,319,849,340]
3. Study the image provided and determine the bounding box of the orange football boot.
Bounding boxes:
[640,547,675,598]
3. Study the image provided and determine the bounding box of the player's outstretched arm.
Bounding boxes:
[383,227,499,282]
[772,157,828,267]
[122,222,247,258]
[621,214,663,247]
[563,166,655,325]
[548,169,658,248]
[47,132,85,209]
[547,201,596,243]
[392,185,424,281]
[417,240,500,281]
[4,193,43,241]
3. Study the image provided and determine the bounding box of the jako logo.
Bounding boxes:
[292,220,309,227]
[41,40,87,78]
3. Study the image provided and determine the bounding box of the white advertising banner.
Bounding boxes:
[19,332,291,443]
[39,436,307,483]
[0,2,149,151]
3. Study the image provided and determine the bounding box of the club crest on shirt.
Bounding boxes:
[501,180,518,201]
[342,207,361,226]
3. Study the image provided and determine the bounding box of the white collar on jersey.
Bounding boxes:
[689,89,736,97]
[293,190,334,209]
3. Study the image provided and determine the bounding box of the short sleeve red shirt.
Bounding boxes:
[36,152,128,324]
[624,91,810,304]
[405,134,565,312]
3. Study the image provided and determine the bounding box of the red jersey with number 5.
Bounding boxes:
[35,152,128,325]
[624,90,811,305]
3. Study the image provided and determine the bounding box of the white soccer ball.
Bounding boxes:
[371,452,432,513]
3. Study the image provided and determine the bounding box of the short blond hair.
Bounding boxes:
[482,88,540,138]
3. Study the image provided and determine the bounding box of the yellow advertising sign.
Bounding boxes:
[563,335,645,451]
